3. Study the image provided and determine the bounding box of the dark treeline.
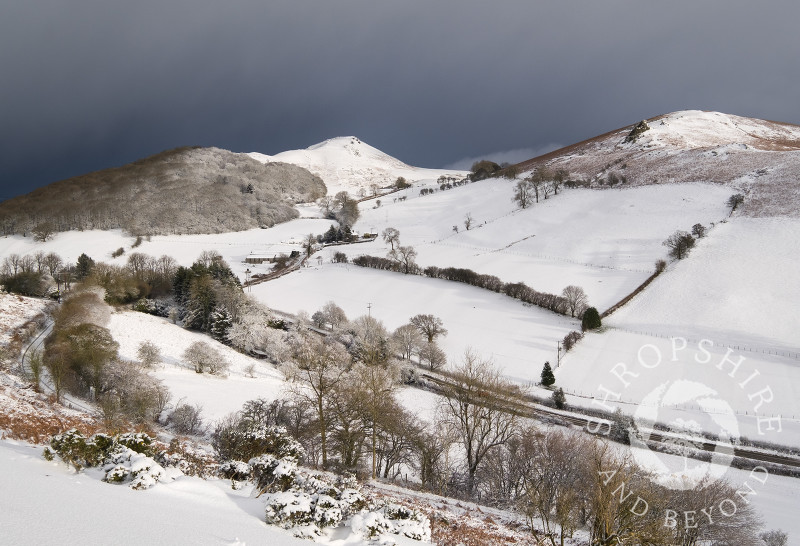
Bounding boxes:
[352,257,570,316]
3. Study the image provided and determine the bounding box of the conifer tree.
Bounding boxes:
[541,361,555,387]
[581,307,602,331]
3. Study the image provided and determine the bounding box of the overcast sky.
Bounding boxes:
[2,0,799,201]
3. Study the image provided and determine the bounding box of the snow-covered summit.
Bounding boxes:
[628,110,800,151]
[249,137,468,196]
[516,110,800,217]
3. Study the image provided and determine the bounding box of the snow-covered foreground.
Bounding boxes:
[0,439,431,546]
[0,439,310,546]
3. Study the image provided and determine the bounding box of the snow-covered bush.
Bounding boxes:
[116,432,155,456]
[102,444,168,490]
[383,503,431,541]
[250,454,298,493]
[218,460,251,482]
[255,453,428,542]
[132,298,170,317]
[46,429,114,470]
[46,430,173,490]
[182,340,229,375]
[351,511,393,539]
[212,403,305,462]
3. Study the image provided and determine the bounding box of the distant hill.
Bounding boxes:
[0,147,326,236]
[249,136,468,196]
[513,110,800,217]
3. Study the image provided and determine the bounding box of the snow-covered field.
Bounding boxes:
[324,181,734,311]
[556,216,800,445]
[252,264,577,385]
[108,311,288,423]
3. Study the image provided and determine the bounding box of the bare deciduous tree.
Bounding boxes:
[183,341,229,375]
[381,227,400,250]
[561,285,588,318]
[513,180,534,209]
[440,350,520,494]
[137,340,161,369]
[388,245,418,274]
[287,336,350,468]
[409,314,448,344]
[663,230,696,260]
[392,324,423,361]
[321,301,348,331]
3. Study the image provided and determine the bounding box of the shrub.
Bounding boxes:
[116,432,155,456]
[552,387,566,409]
[562,330,583,352]
[332,251,348,264]
[218,460,251,481]
[49,429,114,470]
[212,414,305,463]
[111,247,125,258]
[47,430,165,489]
[251,454,298,493]
[171,402,205,435]
[183,341,228,375]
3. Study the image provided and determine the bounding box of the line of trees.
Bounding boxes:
[351,256,583,317]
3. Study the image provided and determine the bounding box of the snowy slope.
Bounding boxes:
[342,180,733,312]
[555,216,800,445]
[107,311,288,423]
[249,137,468,196]
[0,439,311,546]
[517,110,800,217]
[0,439,431,546]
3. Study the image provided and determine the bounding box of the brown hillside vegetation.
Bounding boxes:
[514,110,800,217]
[0,147,327,236]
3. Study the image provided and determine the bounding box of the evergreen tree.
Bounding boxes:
[541,361,555,387]
[76,253,95,280]
[209,306,233,344]
[581,307,602,331]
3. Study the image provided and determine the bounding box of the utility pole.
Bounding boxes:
[367,303,372,318]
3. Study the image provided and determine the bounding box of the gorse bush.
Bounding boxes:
[45,429,167,490]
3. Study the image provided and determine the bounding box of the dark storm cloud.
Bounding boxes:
[2,0,799,200]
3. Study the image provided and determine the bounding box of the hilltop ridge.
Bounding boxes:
[515,110,800,217]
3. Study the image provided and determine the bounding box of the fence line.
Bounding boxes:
[606,326,800,360]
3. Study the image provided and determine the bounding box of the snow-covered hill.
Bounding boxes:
[516,110,800,217]
[249,137,468,196]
